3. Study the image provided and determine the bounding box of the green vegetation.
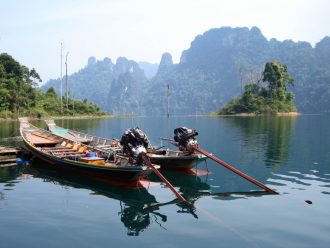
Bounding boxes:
[222,116,296,167]
[217,61,296,115]
[39,27,330,115]
[0,53,106,119]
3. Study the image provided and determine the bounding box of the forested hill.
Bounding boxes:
[42,26,330,115]
[0,53,105,118]
[42,57,149,114]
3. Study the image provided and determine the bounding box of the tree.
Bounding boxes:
[218,60,296,115]
[0,53,41,113]
[262,61,294,101]
[46,87,57,97]
[0,52,106,118]
[29,68,42,85]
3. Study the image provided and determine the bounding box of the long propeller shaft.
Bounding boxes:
[141,155,193,206]
[192,145,278,194]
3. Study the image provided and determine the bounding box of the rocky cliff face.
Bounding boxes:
[42,26,330,114]
[107,58,148,115]
[156,52,174,76]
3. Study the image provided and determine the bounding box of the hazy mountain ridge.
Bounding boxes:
[42,26,330,115]
[138,62,159,79]
[41,56,149,113]
[107,58,149,115]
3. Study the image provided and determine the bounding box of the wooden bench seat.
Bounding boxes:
[51,151,81,155]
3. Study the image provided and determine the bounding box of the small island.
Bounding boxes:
[0,53,107,120]
[217,60,298,115]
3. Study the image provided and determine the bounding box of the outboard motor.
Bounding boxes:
[120,127,149,165]
[174,127,198,152]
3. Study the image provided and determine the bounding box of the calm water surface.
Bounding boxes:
[1,115,329,247]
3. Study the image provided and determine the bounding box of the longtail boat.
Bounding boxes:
[44,119,206,170]
[19,118,156,183]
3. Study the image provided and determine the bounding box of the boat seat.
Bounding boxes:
[42,147,72,151]
[51,151,82,156]
[62,154,85,160]
[65,143,73,149]
[96,145,113,149]
[77,146,87,153]
[43,147,73,152]
[52,150,81,154]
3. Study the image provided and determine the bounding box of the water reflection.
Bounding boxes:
[25,160,274,233]
[269,170,330,195]
[0,165,26,185]
[221,116,296,168]
[0,165,27,205]
[31,118,104,133]
[0,121,19,138]
[25,162,169,236]
[148,170,211,218]
[119,201,168,236]
[0,120,21,147]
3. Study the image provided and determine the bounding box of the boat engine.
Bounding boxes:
[174,127,198,152]
[120,127,149,165]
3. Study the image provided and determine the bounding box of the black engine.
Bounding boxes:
[120,127,149,165]
[174,127,198,152]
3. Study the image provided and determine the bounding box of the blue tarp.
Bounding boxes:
[53,129,68,133]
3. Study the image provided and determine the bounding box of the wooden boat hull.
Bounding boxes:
[25,143,149,182]
[148,153,206,170]
[20,119,152,184]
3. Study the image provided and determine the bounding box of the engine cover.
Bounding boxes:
[120,127,149,165]
[174,127,198,152]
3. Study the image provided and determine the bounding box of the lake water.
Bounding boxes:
[1,115,330,247]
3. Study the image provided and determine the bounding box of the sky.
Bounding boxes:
[0,0,330,82]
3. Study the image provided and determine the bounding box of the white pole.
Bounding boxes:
[65,52,69,110]
[167,84,170,118]
[60,42,63,115]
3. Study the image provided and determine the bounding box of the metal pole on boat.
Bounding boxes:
[192,145,278,194]
[166,84,170,118]
[141,155,193,206]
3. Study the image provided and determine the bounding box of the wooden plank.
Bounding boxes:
[79,157,105,165]
[0,158,16,164]
[0,147,23,155]
[0,150,20,155]
[25,132,59,145]
[42,147,72,152]
[51,151,81,155]
[0,163,17,168]
[31,131,59,142]
[61,154,84,159]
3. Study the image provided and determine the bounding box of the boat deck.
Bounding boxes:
[45,119,91,143]
[25,131,60,145]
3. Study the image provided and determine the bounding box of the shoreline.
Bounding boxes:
[212,112,300,117]
[0,112,307,121]
[0,114,112,122]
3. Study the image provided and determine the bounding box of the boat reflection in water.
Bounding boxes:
[147,169,211,218]
[25,158,274,236]
[26,158,167,236]
[147,168,274,218]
